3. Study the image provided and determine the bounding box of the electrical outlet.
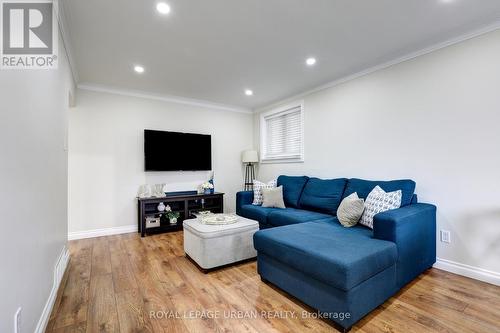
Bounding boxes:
[440,230,451,243]
[14,307,21,333]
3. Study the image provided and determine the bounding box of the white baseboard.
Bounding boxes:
[434,258,500,286]
[68,224,137,240]
[35,246,70,333]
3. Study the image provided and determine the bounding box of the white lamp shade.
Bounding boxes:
[242,150,259,163]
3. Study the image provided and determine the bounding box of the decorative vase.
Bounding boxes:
[209,178,215,194]
[169,217,177,225]
[138,184,152,198]
[204,188,211,195]
[153,184,166,198]
[157,202,166,212]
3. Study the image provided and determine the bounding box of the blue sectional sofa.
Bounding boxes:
[236,175,436,331]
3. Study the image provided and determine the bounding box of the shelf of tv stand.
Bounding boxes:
[137,192,224,237]
[144,209,185,216]
[143,223,183,234]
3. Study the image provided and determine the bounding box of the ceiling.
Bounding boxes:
[63,0,500,110]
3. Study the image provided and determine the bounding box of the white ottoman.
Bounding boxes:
[183,216,259,271]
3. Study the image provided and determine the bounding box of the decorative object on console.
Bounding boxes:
[208,178,215,194]
[152,184,167,198]
[261,186,286,209]
[360,185,402,229]
[145,216,161,229]
[252,179,277,205]
[137,184,152,198]
[165,205,180,224]
[197,185,203,194]
[242,150,259,191]
[208,171,215,194]
[337,192,365,227]
[192,210,213,218]
[200,213,239,225]
[157,202,166,212]
[201,182,214,194]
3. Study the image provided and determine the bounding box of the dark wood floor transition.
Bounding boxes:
[46,231,500,332]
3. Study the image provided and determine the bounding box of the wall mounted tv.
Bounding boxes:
[144,130,212,171]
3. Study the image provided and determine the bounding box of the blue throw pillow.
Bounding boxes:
[342,178,416,207]
[277,175,309,208]
[299,178,347,214]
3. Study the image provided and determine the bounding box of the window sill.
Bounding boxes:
[260,158,304,164]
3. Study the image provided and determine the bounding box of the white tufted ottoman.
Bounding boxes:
[183,216,259,271]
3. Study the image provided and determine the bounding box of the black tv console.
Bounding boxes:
[137,192,224,237]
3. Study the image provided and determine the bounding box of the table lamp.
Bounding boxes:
[242,150,259,190]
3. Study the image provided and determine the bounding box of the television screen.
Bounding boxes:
[144,130,212,171]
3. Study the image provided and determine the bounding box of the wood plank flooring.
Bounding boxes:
[46,231,500,332]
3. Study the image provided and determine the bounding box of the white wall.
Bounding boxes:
[254,30,500,275]
[68,89,253,234]
[0,40,74,332]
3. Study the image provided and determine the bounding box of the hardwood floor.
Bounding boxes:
[46,231,500,333]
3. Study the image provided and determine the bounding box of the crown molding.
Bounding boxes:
[255,20,500,113]
[54,0,79,85]
[77,83,253,114]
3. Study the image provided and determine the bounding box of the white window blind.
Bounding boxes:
[261,103,303,162]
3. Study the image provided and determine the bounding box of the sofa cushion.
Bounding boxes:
[299,177,347,214]
[238,204,282,227]
[342,178,416,207]
[262,186,286,209]
[360,186,402,229]
[267,208,334,227]
[252,179,277,205]
[277,175,309,208]
[253,220,397,291]
[337,192,365,227]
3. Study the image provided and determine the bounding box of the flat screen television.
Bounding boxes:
[144,130,212,171]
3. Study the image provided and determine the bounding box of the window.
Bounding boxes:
[260,101,304,163]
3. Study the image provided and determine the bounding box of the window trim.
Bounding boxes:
[259,100,304,164]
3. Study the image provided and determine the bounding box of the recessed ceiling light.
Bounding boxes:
[134,65,145,73]
[306,57,317,66]
[156,2,171,14]
[245,89,253,96]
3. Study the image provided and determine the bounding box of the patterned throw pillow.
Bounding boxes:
[360,186,402,229]
[252,179,277,205]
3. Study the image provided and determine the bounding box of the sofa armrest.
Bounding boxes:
[373,203,436,287]
[236,191,254,215]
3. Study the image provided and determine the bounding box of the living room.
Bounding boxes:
[1,0,500,332]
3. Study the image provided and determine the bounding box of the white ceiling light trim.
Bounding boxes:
[245,89,254,96]
[77,83,253,114]
[305,57,317,66]
[134,65,145,73]
[256,20,500,113]
[156,2,171,14]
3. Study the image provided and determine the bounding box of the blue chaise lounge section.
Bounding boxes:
[236,175,436,330]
